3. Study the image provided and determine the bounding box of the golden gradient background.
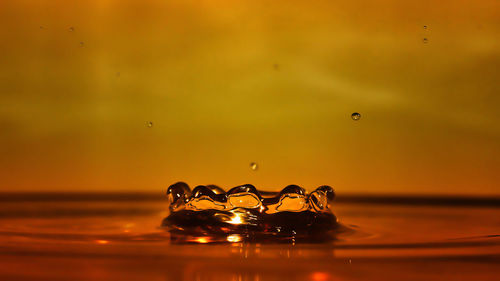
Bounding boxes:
[0,0,499,195]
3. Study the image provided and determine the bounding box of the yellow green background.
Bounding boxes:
[0,0,499,195]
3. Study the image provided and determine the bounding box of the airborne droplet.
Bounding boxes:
[351,112,361,121]
[250,162,258,171]
[146,121,153,128]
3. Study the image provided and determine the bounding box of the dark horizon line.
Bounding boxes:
[0,192,498,207]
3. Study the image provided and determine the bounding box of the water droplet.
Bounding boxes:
[39,26,44,29]
[351,112,361,121]
[116,72,120,77]
[69,27,74,32]
[206,184,225,195]
[309,190,327,211]
[79,41,84,47]
[423,38,428,44]
[423,25,428,30]
[250,162,258,171]
[316,185,335,200]
[227,184,260,196]
[146,121,153,128]
[192,185,218,199]
[280,185,305,196]
[273,63,280,71]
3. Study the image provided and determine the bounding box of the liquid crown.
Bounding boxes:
[163,183,339,243]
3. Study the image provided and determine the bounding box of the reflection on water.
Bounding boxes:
[0,193,499,280]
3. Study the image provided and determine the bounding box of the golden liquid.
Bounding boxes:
[0,0,499,279]
[0,194,498,280]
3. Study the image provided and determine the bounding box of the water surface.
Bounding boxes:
[0,193,498,281]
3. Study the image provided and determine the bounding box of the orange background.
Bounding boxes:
[0,0,499,195]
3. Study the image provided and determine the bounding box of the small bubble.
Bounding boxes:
[69,27,74,32]
[351,112,361,121]
[79,41,85,47]
[250,162,258,171]
[146,121,153,128]
[422,38,428,44]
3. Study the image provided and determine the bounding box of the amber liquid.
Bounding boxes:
[0,193,499,280]
[163,183,340,243]
[164,209,339,243]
